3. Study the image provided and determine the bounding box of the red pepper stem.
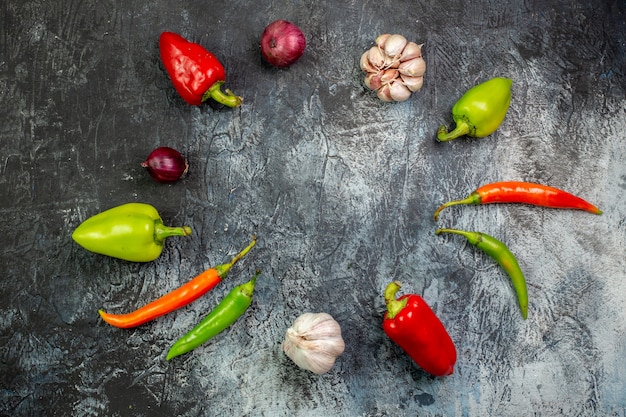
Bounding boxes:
[201,81,243,108]
[433,191,482,221]
[214,237,257,278]
[384,281,408,320]
[437,120,470,142]
[154,223,192,244]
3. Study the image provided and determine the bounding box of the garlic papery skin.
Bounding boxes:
[360,34,425,102]
[282,313,345,375]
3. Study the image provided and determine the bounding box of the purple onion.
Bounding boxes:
[141,147,188,183]
[260,20,306,68]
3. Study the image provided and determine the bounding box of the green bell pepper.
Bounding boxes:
[437,77,512,142]
[72,203,192,262]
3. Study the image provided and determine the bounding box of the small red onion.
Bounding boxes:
[260,20,306,68]
[141,146,188,183]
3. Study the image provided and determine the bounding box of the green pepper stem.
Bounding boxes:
[154,224,192,244]
[384,281,408,320]
[435,228,482,246]
[215,236,257,277]
[240,270,261,298]
[433,192,482,221]
[202,81,243,108]
[437,121,470,142]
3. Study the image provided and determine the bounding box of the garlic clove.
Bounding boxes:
[364,72,383,90]
[282,313,345,375]
[383,34,408,58]
[283,330,315,371]
[400,42,423,62]
[377,84,394,102]
[401,74,424,92]
[360,50,377,73]
[398,57,426,77]
[389,80,412,101]
[386,58,401,69]
[368,46,385,69]
[375,33,391,48]
[380,68,399,84]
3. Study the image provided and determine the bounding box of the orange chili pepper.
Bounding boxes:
[434,181,602,221]
[98,237,256,328]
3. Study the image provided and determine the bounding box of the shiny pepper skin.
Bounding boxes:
[166,271,260,361]
[72,203,192,262]
[438,77,512,141]
[383,281,457,376]
[159,32,242,107]
[436,228,528,319]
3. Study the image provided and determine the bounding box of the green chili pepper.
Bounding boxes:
[436,228,528,319]
[166,270,260,361]
[72,203,192,262]
[437,77,512,142]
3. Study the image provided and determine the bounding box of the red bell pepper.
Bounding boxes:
[383,281,457,376]
[159,32,243,107]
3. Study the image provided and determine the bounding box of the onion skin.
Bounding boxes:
[141,147,189,183]
[260,20,306,68]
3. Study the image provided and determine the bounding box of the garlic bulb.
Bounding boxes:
[282,312,345,375]
[360,34,425,102]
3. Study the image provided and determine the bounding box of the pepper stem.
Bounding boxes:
[215,236,257,277]
[202,81,243,108]
[435,228,482,246]
[437,121,470,142]
[240,270,261,298]
[154,223,192,245]
[433,192,482,221]
[384,281,408,320]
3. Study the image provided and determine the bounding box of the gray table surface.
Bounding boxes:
[1,0,625,416]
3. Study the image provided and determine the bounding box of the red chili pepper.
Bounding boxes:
[98,237,256,328]
[159,31,243,107]
[434,181,602,221]
[383,281,457,376]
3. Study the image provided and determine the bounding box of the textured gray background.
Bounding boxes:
[1,0,625,416]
